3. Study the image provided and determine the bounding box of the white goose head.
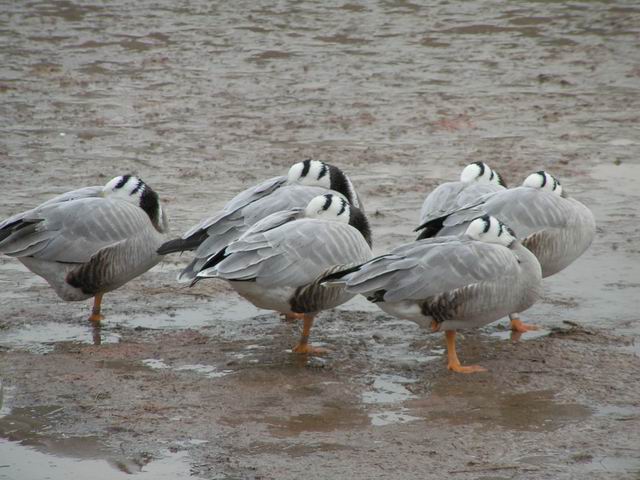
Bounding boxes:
[103,175,167,232]
[460,162,506,187]
[305,193,372,246]
[103,175,146,202]
[465,215,516,247]
[287,159,361,209]
[522,171,564,197]
[305,193,351,223]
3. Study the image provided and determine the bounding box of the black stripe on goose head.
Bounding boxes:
[104,175,166,233]
[491,169,507,187]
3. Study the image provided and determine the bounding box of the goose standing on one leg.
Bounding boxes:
[415,171,596,333]
[323,216,542,373]
[0,175,169,323]
[418,161,506,237]
[157,159,364,284]
[194,194,372,354]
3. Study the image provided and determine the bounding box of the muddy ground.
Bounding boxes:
[1,1,640,479]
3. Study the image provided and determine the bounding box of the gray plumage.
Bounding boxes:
[328,232,542,331]
[161,160,364,283]
[419,162,506,227]
[177,183,347,282]
[0,184,168,302]
[182,175,286,239]
[197,204,373,315]
[419,182,505,226]
[0,186,104,243]
[432,186,595,277]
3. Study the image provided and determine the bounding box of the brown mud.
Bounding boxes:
[1,1,640,479]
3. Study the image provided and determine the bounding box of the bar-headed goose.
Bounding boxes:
[0,175,168,322]
[418,162,506,237]
[415,171,595,332]
[158,159,363,283]
[195,193,372,354]
[323,216,542,373]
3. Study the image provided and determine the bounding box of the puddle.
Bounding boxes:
[0,321,120,354]
[416,387,592,432]
[578,455,640,475]
[369,409,421,427]
[141,358,233,378]
[318,311,443,368]
[0,441,202,480]
[112,301,263,331]
[594,404,639,420]
[362,374,417,405]
[520,453,640,476]
[361,374,422,427]
[2,0,640,477]
[266,404,369,438]
[540,161,640,333]
[0,402,203,479]
[487,328,551,342]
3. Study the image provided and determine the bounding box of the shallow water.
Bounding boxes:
[0,392,204,480]
[423,387,592,432]
[2,0,640,478]
[110,301,264,331]
[537,160,640,331]
[142,358,233,379]
[0,321,120,353]
[0,440,203,480]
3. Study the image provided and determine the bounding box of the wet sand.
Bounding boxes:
[1,1,640,479]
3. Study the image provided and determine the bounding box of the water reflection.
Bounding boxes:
[0,404,202,479]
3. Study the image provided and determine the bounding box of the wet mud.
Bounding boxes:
[1,1,640,479]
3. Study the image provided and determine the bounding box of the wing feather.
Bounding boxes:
[182,176,286,238]
[420,182,505,225]
[201,218,372,287]
[439,187,573,238]
[0,186,103,241]
[178,185,346,281]
[0,197,151,264]
[342,237,518,302]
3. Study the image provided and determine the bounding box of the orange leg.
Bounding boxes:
[292,314,327,354]
[88,293,105,323]
[509,313,539,333]
[445,330,486,374]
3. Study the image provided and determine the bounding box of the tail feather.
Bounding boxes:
[414,216,445,240]
[318,264,363,286]
[157,231,207,255]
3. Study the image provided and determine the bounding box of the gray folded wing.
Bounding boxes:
[341,237,518,302]
[38,186,105,208]
[201,218,373,287]
[419,182,504,225]
[182,176,286,239]
[438,187,572,239]
[0,197,152,263]
[0,186,103,241]
[179,185,346,281]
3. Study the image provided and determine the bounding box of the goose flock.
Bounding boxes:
[0,160,595,373]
